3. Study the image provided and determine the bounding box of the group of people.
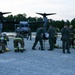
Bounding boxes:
[32,24,75,54]
[0,32,25,53]
[32,25,57,50]
[61,25,75,53]
[0,25,75,54]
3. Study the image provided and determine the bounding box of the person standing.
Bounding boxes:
[61,25,71,53]
[47,25,56,50]
[32,26,44,50]
[69,25,75,48]
[27,28,32,40]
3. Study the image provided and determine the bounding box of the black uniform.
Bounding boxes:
[32,27,44,50]
[61,26,71,53]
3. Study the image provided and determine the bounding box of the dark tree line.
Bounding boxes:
[3,13,75,32]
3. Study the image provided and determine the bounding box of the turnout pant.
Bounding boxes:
[13,39,24,50]
[0,43,6,51]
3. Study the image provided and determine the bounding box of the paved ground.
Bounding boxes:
[0,33,75,75]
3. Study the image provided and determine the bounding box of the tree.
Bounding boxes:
[2,13,75,32]
[14,13,27,21]
[66,20,70,26]
[71,18,75,28]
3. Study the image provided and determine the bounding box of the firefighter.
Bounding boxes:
[54,28,60,48]
[16,27,20,33]
[27,28,32,40]
[0,33,6,53]
[13,32,25,52]
[69,25,75,48]
[54,34,59,48]
[2,32,10,52]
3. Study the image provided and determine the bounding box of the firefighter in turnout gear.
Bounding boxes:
[27,28,32,40]
[2,32,10,52]
[54,28,60,48]
[0,33,6,53]
[13,32,25,52]
[69,25,75,48]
